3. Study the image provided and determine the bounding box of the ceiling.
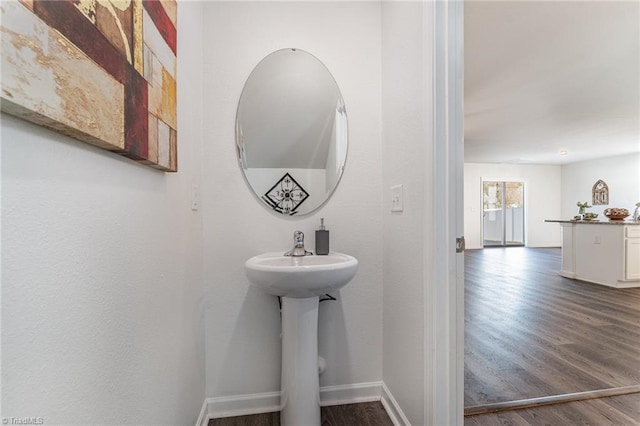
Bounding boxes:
[464,0,640,165]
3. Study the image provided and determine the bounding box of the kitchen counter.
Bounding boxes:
[545,219,640,225]
[547,220,640,288]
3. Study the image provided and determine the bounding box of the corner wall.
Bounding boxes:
[201,1,384,401]
[381,2,433,424]
[0,3,206,424]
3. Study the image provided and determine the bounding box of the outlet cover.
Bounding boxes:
[391,184,403,212]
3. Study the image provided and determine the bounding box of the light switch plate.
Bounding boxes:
[391,184,403,212]
[191,184,200,211]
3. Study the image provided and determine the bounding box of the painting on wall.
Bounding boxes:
[0,0,178,171]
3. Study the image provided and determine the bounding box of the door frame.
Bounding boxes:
[481,179,526,247]
[429,0,464,424]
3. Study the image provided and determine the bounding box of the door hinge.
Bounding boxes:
[456,236,466,253]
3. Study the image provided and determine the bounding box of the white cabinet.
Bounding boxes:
[552,221,640,288]
[559,223,576,278]
[625,227,640,280]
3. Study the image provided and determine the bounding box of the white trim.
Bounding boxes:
[319,381,383,407]
[615,280,640,289]
[560,271,577,279]
[431,0,464,425]
[381,383,411,426]
[203,391,282,421]
[195,399,209,426]
[200,381,385,422]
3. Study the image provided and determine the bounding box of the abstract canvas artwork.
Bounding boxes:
[1,0,178,171]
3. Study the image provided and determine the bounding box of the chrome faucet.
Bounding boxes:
[634,205,640,222]
[284,231,313,257]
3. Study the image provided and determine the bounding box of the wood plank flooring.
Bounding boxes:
[207,402,393,426]
[464,247,640,407]
[465,392,640,425]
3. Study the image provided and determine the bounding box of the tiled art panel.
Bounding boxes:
[0,0,178,172]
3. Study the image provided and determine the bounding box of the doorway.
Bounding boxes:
[482,181,524,247]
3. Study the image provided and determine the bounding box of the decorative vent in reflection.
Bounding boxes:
[263,173,309,215]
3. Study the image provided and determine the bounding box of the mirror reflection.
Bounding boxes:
[236,48,348,216]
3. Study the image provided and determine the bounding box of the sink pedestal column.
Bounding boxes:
[280,296,321,426]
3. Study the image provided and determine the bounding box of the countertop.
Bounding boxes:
[545,219,640,225]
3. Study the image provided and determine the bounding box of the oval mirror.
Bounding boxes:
[236,48,348,216]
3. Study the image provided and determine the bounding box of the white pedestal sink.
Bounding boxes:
[245,252,358,426]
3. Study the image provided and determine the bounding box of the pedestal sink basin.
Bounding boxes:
[245,252,358,298]
[245,251,358,426]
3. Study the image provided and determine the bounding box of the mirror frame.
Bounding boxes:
[235,48,349,217]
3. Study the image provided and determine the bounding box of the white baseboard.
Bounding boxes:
[381,383,411,426]
[200,381,389,423]
[202,390,282,421]
[320,381,382,406]
[560,270,576,279]
[196,399,209,426]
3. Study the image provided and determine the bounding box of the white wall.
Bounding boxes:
[201,1,383,399]
[381,2,432,424]
[561,153,640,219]
[0,3,205,425]
[464,163,562,249]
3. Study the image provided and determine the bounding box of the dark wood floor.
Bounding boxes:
[465,392,640,425]
[465,247,640,406]
[207,402,393,426]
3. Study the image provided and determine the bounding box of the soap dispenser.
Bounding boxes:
[315,218,330,255]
